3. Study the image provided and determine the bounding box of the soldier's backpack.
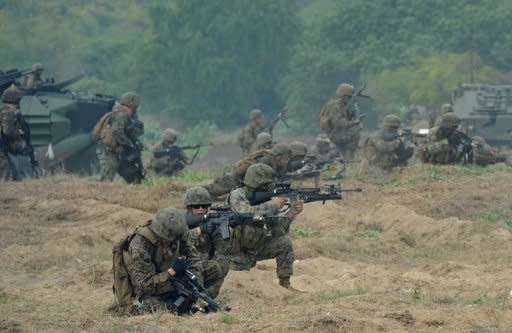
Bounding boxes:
[319,99,336,132]
[111,223,159,316]
[235,148,274,176]
[92,110,124,152]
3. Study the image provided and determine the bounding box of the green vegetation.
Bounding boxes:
[293,226,320,239]
[471,210,508,223]
[357,230,380,239]
[219,313,239,325]
[506,220,512,229]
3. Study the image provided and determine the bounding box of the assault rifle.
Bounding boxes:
[246,183,362,206]
[267,105,289,136]
[448,130,473,163]
[122,139,145,183]
[288,155,358,172]
[0,68,34,93]
[186,211,260,240]
[153,144,203,165]
[171,269,221,314]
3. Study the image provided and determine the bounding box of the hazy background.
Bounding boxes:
[1,0,511,134]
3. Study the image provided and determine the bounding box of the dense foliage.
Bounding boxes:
[1,0,511,132]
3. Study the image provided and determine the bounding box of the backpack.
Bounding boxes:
[235,149,273,175]
[111,223,159,316]
[92,110,124,153]
[319,99,335,132]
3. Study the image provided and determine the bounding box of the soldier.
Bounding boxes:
[472,136,509,166]
[126,208,211,312]
[419,113,469,164]
[433,103,454,126]
[250,132,273,152]
[237,108,265,154]
[309,134,338,162]
[93,91,144,183]
[288,141,308,172]
[0,85,35,180]
[363,115,415,170]
[319,83,363,159]
[203,143,292,198]
[23,63,44,89]
[227,163,303,289]
[148,128,187,177]
[184,187,231,298]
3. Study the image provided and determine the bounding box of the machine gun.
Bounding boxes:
[186,211,260,240]
[246,183,362,206]
[0,68,34,93]
[448,130,474,163]
[267,105,289,136]
[171,269,222,314]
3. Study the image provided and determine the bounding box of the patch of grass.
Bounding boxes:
[433,295,456,304]
[293,226,320,239]
[471,210,507,223]
[505,220,512,229]
[219,313,238,324]
[428,166,447,181]
[22,226,34,234]
[143,169,216,185]
[412,287,421,303]
[357,230,380,239]
[317,288,368,302]
[406,177,418,185]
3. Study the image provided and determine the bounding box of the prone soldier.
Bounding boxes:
[148,128,188,177]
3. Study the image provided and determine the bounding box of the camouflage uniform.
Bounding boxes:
[0,85,29,180]
[185,187,231,298]
[420,113,464,164]
[227,164,295,287]
[23,63,44,89]
[148,128,187,177]
[363,115,414,170]
[238,109,265,154]
[472,136,509,166]
[320,83,362,159]
[250,132,273,152]
[127,208,223,313]
[309,134,338,162]
[96,92,144,183]
[433,103,454,126]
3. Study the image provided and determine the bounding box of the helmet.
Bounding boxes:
[120,91,140,109]
[290,141,308,158]
[256,132,272,148]
[272,143,292,158]
[382,115,401,129]
[184,186,212,208]
[32,63,44,72]
[162,128,177,144]
[315,134,331,145]
[244,163,274,189]
[439,112,461,128]
[2,84,22,104]
[249,108,263,121]
[336,83,354,97]
[440,103,453,114]
[150,208,188,241]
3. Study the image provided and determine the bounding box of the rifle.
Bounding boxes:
[0,68,34,93]
[448,130,473,163]
[267,105,289,136]
[122,139,145,182]
[153,144,202,165]
[186,211,260,240]
[246,183,362,206]
[171,269,221,314]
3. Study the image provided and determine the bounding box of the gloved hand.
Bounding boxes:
[199,221,216,235]
[171,258,187,277]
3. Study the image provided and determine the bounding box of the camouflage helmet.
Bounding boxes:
[2,84,22,104]
[32,63,44,73]
[290,141,308,158]
[382,115,401,129]
[336,83,354,97]
[162,128,177,144]
[439,112,461,128]
[272,143,292,158]
[184,186,212,208]
[249,108,263,121]
[150,208,188,241]
[315,134,331,145]
[256,132,272,148]
[440,103,453,114]
[244,163,274,188]
[120,91,140,109]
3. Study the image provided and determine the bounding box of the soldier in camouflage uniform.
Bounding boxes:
[250,132,273,152]
[472,136,510,166]
[127,208,205,312]
[184,186,231,298]
[288,141,308,172]
[363,115,415,170]
[319,83,363,159]
[227,163,303,289]
[203,143,292,198]
[148,128,187,177]
[23,63,44,89]
[0,85,33,180]
[94,91,144,183]
[419,113,467,164]
[237,109,265,154]
[309,134,338,162]
[433,103,454,126]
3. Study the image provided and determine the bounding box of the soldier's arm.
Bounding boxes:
[179,237,203,282]
[110,113,134,147]
[128,235,174,297]
[372,136,397,153]
[229,189,279,216]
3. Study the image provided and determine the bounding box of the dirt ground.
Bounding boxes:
[1,162,512,332]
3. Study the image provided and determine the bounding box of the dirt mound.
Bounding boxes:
[1,165,511,332]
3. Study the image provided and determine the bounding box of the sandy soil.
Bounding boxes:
[1,163,512,332]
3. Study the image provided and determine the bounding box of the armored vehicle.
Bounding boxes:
[452,84,512,146]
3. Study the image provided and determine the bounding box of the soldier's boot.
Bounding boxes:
[279,276,291,288]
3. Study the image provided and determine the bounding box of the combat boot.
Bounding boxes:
[279,276,291,288]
